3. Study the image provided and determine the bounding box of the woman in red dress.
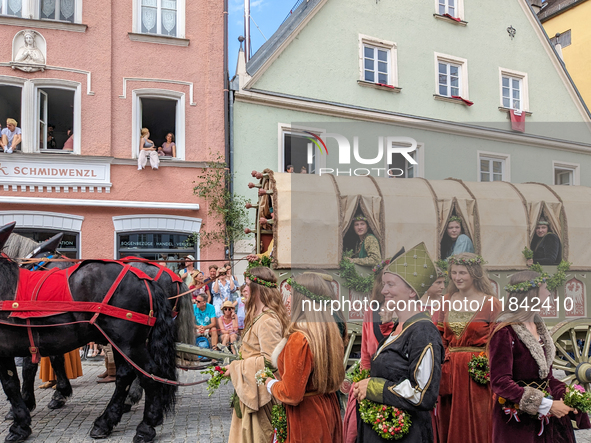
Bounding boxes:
[265,273,345,443]
[489,270,590,442]
[436,253,501,443]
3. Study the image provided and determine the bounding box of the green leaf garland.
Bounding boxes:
[340,250,374,293]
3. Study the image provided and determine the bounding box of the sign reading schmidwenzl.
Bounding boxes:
[0,157,110,186]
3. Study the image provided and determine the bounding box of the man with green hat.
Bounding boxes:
[352,243,444,443]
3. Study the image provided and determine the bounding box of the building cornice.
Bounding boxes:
[0,196,199,211]
[235,88,591,155]
[0,16,87,32]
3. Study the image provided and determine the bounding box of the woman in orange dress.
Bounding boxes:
[436,253,501,443]
[265,273,344,443]
[39,350,83,388]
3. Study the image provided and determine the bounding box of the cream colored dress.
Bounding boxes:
[227,311,283,443]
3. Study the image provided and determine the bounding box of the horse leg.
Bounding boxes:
[47,355,72,410]
[5,357,37,422]
[123,376,143,413]
[0,358,32,442]
[89,354,136,439]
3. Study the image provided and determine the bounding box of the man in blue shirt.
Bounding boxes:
[193,294,218,347]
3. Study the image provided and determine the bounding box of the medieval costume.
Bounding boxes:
[343,308,394,443]
[270,332,343,443]
[227,311,283,443]
[436,295,502,443]
[530,231,561,265]
[357,243,444,443]
[489,318,590,442]
[350,233,381,267]
[442,234,474,259]
[39,349,83,385]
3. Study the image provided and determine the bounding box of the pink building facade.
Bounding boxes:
[0,1,226,267]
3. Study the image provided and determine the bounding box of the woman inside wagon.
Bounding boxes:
[346,215,381,267]
[489,270,590,442]
[352,243,444,443]
[527,219,562,266]
[440,215,475,259]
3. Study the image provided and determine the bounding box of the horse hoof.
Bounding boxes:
[89,425,111,439]
[132,435,154,443]
[47,399,66,410]
[4,410,13,421]
[4,430,30,442]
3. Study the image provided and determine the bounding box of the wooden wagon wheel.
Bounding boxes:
[550,319,591,391]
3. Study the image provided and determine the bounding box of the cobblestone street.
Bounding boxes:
[1,358,591,442]
[0,359,233,442]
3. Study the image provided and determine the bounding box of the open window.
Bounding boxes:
[385,142,424,178]
[0,84,22,148]
[37,87,74,151]
[140,97,176,153]
[279,125,325,174]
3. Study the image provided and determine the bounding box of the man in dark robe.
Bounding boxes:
[528,220,562,266]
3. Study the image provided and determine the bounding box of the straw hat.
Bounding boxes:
[221,300,235,310]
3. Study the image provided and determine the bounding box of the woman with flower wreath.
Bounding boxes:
[226,267,290,443]
[264,273,345,443]
[440,216,475,259]
[352,243,444,442]
[342,252,403,443]
[488,270,590,442]
[436,252,501,443]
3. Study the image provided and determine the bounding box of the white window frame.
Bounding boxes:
[358,34,398,87]
[499,68,529,112]
[30,79,82,155]
[434,52,469,99]
[435,0,464,19]
[132,0,186,38]
[553,161,580,186]
[0,76,26,149]
[277,123,326,175]
[131,88,186,161]
[384,142,425,178]
[478,151,510,183]
[33,0,82,23]
[0,0,23,17]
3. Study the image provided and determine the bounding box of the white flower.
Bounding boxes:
[413,255,418,259]
[423,264,428,268]
[403,263,408,267]
[430,275,434,278]
[413,272,418,276]
[421,283,425,287]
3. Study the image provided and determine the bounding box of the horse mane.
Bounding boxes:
[4,233,38,259]
[0,256,19,300]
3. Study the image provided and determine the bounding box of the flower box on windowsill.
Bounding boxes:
[433,14,468,26]
[498,107,532,117]
[128,32,190,47]
[433,94,473,106]
[357,80,401,93]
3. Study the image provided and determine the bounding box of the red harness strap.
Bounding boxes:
[26,320,39,364]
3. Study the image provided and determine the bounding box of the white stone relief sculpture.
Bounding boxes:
[11,30,47,72]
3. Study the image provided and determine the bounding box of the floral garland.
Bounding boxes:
[247,255,272,270]
[286,278,333,302]
[244,271,278,288]
[271,404,287,443]
[354,215,368,222]
[448,215,463,224]
[447,255,487,267]
[504,275,548,294]
[530,260,570,292]
[347,361,371,384]
[563,384,591,413]
[434,259,448,279]
[372,259,391,276]
[359,401,412,440]
[498,388,553,435]
[340,250,374,293]
[255,367,274,386]
[468,352,489,385]
[522,247,534,260]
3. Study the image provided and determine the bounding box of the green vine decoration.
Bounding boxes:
[247,255,272,270]
[530,260,571,291]
[522,247,534,260]
[192,152,250,249]
[340,250,374,293]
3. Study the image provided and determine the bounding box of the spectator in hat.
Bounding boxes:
[218,300,239,353]
[178,255,196,286]
[527,219,562,266]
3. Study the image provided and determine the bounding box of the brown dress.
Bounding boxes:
[227,311,284,443]
[436,295,501,443]
[39,349,83,382]
[271,332,342,443]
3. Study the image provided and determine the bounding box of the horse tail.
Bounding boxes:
[176,283,196,345]
[147,282,177,414]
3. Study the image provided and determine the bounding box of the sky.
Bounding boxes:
[228,0,298,77]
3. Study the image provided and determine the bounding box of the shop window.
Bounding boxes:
[15,229,79,259]
[37,87,74,151]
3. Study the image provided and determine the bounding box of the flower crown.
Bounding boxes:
[448,215,463,224]
[372,259,391,275]
[353,215,368,222]
[244,271,278,288]
[447,255,487,266]
[504,275,548,293]
[286,277,332,302]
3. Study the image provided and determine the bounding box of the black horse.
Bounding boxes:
[3,231,196,423]
[0,222,178,443]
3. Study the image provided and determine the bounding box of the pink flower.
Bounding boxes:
[574,384,586,393]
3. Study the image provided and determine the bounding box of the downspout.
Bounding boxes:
[223,0,231,260]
